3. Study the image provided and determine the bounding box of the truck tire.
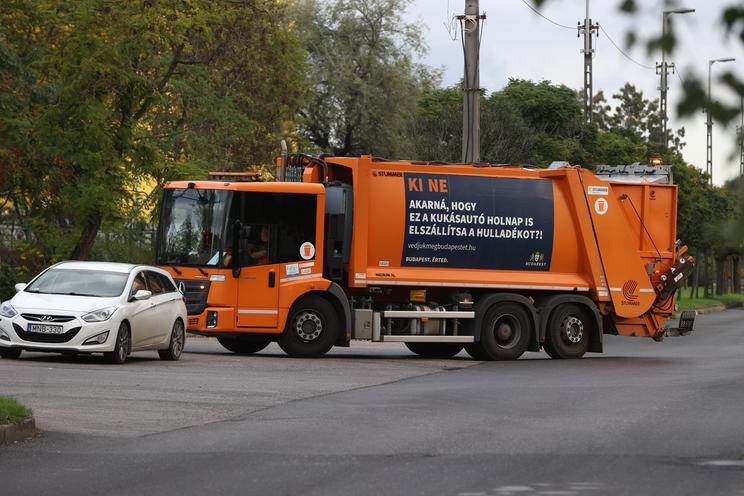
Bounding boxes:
[405,342,464,359]
[278,296,339,358]
[217,334,272,355]
[476,302,532,361]
[543,303,591,359]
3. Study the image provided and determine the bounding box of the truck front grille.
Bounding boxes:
[176,279,212,316]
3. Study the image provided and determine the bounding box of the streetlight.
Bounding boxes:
[706,57,736,185]
[658,8,695,148]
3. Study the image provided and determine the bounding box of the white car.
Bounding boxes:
[0,261,187,364]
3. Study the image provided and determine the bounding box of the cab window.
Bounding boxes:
[227,192,317,267]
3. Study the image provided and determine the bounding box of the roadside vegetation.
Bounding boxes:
[677,290,744,312]
[0,396,31,425]
[0,0,742,301]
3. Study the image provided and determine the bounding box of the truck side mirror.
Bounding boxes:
[14,283,27,292]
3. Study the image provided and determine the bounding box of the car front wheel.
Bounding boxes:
[105,322,130,364]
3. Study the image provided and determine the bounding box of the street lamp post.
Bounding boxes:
[658,8,694,148]
[706,57,736,185]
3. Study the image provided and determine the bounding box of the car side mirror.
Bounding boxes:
[132,289,152,301]
[14,283,27,292]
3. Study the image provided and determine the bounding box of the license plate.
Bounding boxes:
[27,323,64,334]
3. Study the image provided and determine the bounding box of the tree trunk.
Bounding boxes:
[69,211,103,260]
[733,255,741,294]
[715,255,725,296]
[691,257,700,298]
[703,249,711,298]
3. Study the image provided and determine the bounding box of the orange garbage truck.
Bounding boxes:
[155,156,695,359]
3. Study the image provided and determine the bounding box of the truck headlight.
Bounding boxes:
[82,307,117,323]
[0,301,17,319]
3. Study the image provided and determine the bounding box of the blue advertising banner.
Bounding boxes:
[401,173,554,271]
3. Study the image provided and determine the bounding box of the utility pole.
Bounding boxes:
[459,1,485,163]
[657,8,694,148]
[738,96,744,177]
[706,57,736,185]
[577,0,598,124]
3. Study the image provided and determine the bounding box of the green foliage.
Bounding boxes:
[0,396,31,425]
[0,0,306,262]
[296,0,433,157]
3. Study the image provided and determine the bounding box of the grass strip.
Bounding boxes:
[0,396,31,425]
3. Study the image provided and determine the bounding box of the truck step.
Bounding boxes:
[382,310,475,319]
[665,310,696,337]
[382,335,475,343]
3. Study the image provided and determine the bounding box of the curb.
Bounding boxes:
[0,416,37,446]
[694,305,727,315]
[674,301,743,318]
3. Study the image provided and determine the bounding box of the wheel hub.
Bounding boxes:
[563,316,584,344]
[493,314,520,349]
[295,311,323,342]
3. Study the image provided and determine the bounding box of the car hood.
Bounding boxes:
[10,292,121,315]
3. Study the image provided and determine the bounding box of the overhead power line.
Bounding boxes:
[519,0,574,30]
[597,23,654,70]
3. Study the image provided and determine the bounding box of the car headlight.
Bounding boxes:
[0,301,17,319]
[82,307,118,323]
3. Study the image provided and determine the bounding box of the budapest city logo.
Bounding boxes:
[525,251,547,268]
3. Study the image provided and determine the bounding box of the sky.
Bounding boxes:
[403,0,744,185]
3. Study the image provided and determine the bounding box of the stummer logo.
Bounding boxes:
[621,280,640,306]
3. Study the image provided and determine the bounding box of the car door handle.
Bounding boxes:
[268,270,276,288]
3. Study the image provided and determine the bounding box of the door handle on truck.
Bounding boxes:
[268,270,276,288]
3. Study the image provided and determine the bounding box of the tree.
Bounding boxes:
[0,0,306,265]
[407,85,463,162]
[295,0,432,157]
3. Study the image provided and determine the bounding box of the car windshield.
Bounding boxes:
[156,188,230,266]
[26,269,129,297]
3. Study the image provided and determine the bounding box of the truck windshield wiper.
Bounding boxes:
[160,263,183,275]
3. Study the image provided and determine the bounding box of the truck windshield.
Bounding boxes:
[157,188,231,267]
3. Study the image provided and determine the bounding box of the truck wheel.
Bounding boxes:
[217,335,272,355]
[278,296,339,358]
[405,342,464,359]
[477,302,532,361]
[543,304,591,359]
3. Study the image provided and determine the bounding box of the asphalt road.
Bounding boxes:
[1,309,743,495]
